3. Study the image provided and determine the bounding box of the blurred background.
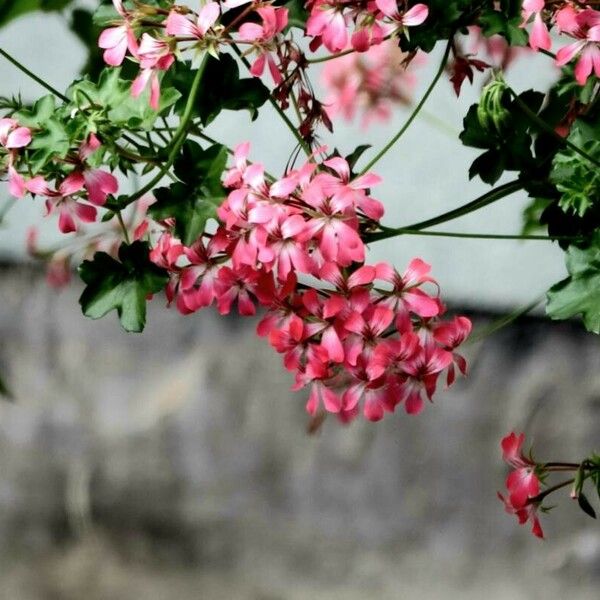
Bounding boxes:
[0,2,599,598]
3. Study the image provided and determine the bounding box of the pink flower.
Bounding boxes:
[306,1,350,53]
[31,173,97,234]
[166,3,220,39]
[0,118,32,149]
[7,165,27,198]
[498,491,544,539]
[78,134,119,206]
[521,0,551,51]
[432,315,472,384]
[500,432,540,508]
[98,0,138,66]
[238,7,288,84]
[131,34,176,109]
[555,9,600,85]
[396,346,453,414]
[321,41,419,127]
[375,0,429,35]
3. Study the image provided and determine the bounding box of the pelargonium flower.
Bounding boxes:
[98,0,139,66]
[238,7,288,84]
[521,0,551,51]
[555,8,600,85]
[321,41,419,127]
[306,0,351,53]
[131,34,176,109]
[77,134,119,206]
[148,142,471,422]
[165,2,220,40]
[28,172,97,234]
[375,0,429,36]
[0,118,32,149]
[498,432,544,538]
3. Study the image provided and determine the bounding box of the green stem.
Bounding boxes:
[365,180,523,242]
[359,38,453,175]
[306,46,359,64]
[528,478,574,504]
[123,55,208,209]
[116,211,131,244]
[466,297,544,346]
[230,44,311,157]
[509,88,600,169]
[380,229,576,241]
[0,47,69,102]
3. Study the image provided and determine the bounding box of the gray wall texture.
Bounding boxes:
[0,266,599,599]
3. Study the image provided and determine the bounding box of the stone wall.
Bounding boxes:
[0,264,599,599]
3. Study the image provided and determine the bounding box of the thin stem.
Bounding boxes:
[0,47,69,102]
[466,297,544,345]
[509,88,600,169]
[230,44,311,157]
[116,212,131,244]
[123,55,209,209]
[359,38,453,175]
[528,478,574,504]
[377,229,573,241]
[365,180,523,242]
[306,46,358,64]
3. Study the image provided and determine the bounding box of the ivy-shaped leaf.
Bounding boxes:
[68,68,180,131]
[171,55,269,125]
[460,90,543,184]
[13,95,70,172]
[149,141,227,245]
[550,119,600,217]
[79,241,169,333]
[546,234,600,334]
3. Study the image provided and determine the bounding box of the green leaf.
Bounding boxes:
[578,492,597,519]
[79,241,169,333]
[149,141,227,245]
[171,55,269,125]
[13,95,70,172]
[550,119,600,218]
[547,234,600,333]
[345,144,372,172]
[68,68,180,131]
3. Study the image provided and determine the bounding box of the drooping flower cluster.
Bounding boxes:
[498,432,544,538]
[520,1,600,85]
[321,40,421,126]
[149,143,471,421]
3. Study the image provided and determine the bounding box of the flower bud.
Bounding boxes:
[477,76,511,135]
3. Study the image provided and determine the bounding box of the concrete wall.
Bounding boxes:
[0,265,599,599]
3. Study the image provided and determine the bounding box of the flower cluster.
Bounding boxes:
[321,40,420,126]
[521,1,600,85]
[149,143,471,422]
[97,0,291,109]
[306,0,428,53]
[498,432,544,538]
[3,127,119,234]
